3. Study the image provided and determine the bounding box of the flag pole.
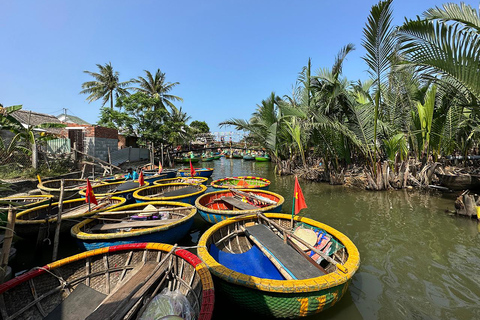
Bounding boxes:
[291,194,295,230]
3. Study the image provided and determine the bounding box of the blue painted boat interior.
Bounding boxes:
[209,244,285,280]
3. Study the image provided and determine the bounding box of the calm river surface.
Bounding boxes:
[12,158,480,319]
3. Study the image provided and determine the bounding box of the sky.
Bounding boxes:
[1,0,478,137]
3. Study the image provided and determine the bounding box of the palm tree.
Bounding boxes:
[80,62,132,109]
[133,69,183,109]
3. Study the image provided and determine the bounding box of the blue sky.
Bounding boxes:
[1,0,477,136]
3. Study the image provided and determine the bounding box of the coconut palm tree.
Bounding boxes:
[80,62,132,109]
[133,69,183,110]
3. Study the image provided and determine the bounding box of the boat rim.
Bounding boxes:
[133,182,207,201]
[78,180,150,197]
[153,177,208,185]
[71,201,197,240]
[195,189,284,215]
[210,176,271,189]
[197,212,360,293]
[37,179,94,192]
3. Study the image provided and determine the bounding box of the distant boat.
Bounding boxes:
[197,213,360,318]
[174,157,200,163]
[71,201,197,250]
[133,182,207,205]
[437,173,480,190]
[232,154,243,159]
[195,189,284,224]
[255,155,270,162]
[211,176,271,190]
[243,155,255,161]
[178,167,214,178]
[213,155,221,160]
[201,157,214,162]
[0,243,215,320]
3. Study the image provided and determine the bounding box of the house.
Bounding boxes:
[57,114,91,126]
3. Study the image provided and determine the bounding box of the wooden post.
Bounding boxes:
[73,142,78,162]
[161,143,164,168]
[0,206,15,283]
[52,179,64,261]
[108,147,112,175]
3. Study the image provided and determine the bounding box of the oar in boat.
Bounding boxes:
[96,206,194,216]
[257,213,348,273]
[230,188,277,205]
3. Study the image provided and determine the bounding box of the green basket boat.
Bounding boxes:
[255,156,270,162]
[198,213,360,318]
[0,195,53,222]
[211,176,271,190]
[153,176,209,185]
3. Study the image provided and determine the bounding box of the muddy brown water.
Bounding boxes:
[11,158,480,319]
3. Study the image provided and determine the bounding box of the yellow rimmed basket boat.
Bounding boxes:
[153,176,209,185]
[71,201,197,251]
[14,197,126,238]
[78,180,150,204]
[195,189,284,224]
[0,243,215,320]
[197,213,360,318]
[37,179,104,199]
[0,195,53,222]
[210,176,271,190]
[133,183,207,205]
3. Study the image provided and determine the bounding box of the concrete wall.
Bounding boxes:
[85,137,118,161]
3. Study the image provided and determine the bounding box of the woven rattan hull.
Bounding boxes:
[198,213,360,318]
[133,183,207,204]
[0,243,215,320]
[178,168,214,178]
[210,176,271,190]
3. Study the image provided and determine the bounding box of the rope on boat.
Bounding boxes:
[34,267,67,288]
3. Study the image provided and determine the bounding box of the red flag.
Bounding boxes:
[138,170,145,186]
[189,160,196,177]
[294,176,307,214]
[158,161,163,174]
[85,179,98,205]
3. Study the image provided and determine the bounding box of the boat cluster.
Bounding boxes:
[0,166,360,319]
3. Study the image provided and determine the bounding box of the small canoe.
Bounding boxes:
[0,243,214,320]
[201,157,214,162]
[71,201,197,250]
[133,183,207,204]
[243,155,255,161]
[79,180,150,204]
[0,195,53,222]
[178,168,214,178]
[153,176,209,185]
[14,197,126,238]
[437,173,480,191]
[175,157,200,163]
[195,189,284,224]
[198,213,359,318]
[38,179,103,199]
[213,155,221,160]
[232,154,243,159]
[211,176,271,190]
[255,156,270,162]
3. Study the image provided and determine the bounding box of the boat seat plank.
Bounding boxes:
[44,283,107,320]
[160,186,199,197]
[86,262,160,320]
[89,218,180,232]
[245,224,324,280]
[220,196,258,210]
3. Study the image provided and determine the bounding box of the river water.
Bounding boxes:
[11,158,480,319]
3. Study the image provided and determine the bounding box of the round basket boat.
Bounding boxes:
[71,201,197,250]
[14,197,126,238]
[133,183,207,205]
[178,168,214,178]
[0,195,53,222]
[211,176,271,190]
[37,179,103,199]
[0,243,214,320]
[195,189,284,224]
[153,176,209,185]
[78,180,150,204]
[197,213,360,318]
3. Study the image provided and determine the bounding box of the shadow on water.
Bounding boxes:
[10,159,480,319]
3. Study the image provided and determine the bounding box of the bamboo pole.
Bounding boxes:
[52,179,64,261]
[97,206,194,216]
[0,206,15,283]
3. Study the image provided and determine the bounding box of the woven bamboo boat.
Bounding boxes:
[211,176,271,190]
[37,179,103,199]
[78,180,150,204]
[201,157,214,162]
[71,201,197,250]
[0,195,53,222]
[153,176,209,185]
[14,197,126,239]
[243,155,255,161]
[232,154,243,159]
[175,157,200,164]
[133,183,207,205]
[213,155,221,160]
[197,213,360,318]
[437,173,480,191]
[178,168,214,178]
[255,156,270,162]
[143,169,177,179]
[0,243,214,320]
[195,189,284,224]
